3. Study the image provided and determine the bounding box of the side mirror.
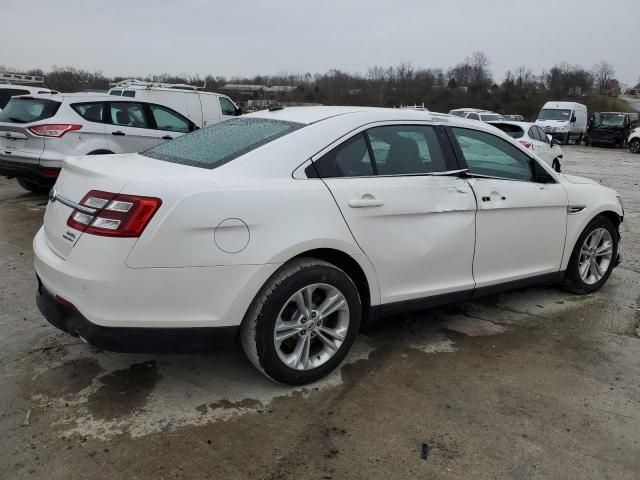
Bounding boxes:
[571,116,577,123]
[234,107,243,116]
[550,138,560,147]
[532,160,555,182]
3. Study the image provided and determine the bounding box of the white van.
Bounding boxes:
[535,101,587,145]
[108,80,241,127]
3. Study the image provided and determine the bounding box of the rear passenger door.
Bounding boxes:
[313,123,477,306]
[105,102,159,153]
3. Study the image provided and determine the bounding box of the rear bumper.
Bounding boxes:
[0,158,59,180]
[36,278,239,352]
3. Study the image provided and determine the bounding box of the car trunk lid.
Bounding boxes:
[42,153,205,259]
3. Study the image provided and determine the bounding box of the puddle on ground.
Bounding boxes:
[443,317,509,337]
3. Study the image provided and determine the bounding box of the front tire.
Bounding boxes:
[561,216,618,294]
[241,258,361,385]
[629,138,640,154]
[16,177,52,194]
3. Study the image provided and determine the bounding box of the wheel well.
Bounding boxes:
[293,248,371,319]
[87,150,114,155]
[597,210,622,234]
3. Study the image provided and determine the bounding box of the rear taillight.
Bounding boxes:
[519,140,532,149]
[66,190,162,238]
[29,124,82,137]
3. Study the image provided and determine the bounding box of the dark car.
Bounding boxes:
[585,112,639,148]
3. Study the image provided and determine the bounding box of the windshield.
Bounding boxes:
[537,109,572,121]
[0,98,60,123]
[143,117,304,169]
[480,114,503,122]
[593,113,625,127]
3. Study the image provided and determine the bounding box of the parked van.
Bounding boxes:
[108,80,241,127]
[535,101,587,145]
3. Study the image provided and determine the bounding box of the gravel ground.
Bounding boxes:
[0,145,639,479]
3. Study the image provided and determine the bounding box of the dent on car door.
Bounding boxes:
[449,127,568,288]
[105,102,159,153]
[312,124,477,305]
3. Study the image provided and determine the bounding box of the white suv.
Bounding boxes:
[0,93,200,192]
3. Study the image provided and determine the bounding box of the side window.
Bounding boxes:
[150,105,190,133]
[366,125,447,175]
[71,102,104,123]
[452,127,534,181]
[109,102,148,128]
[536,126,550,144]
[219,97,236,116]
[109,90,122,96]
[528,126,541,141]
[313,133,374,178]
[467,113,480,120]
[122,90,136,98]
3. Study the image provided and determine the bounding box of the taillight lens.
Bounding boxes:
[67,190,162,238]
[519,140,532,149]
[29,124,82,137]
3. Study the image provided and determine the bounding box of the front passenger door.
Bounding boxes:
[149,104,193,145]
[450,127,568,288]
[105,102,159,153]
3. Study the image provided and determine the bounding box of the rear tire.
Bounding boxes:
[561,216,618,295]
[629,138,640,154]
[16,177,51,194]
[552,158,562,173]
[241,258,361,385]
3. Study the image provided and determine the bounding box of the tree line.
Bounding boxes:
[2,53,632,120]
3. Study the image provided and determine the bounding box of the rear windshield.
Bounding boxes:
[491,123,525,139]
[0,98,61,123]
[143,117,304,169]
[0,88,30,109]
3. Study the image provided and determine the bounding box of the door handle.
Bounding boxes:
[161,135,173,140]
[111,131,126,136]
[348,194,384,208]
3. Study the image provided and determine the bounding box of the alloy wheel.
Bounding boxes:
[578,228,614,285]
[273,283,349,371]
[630,139,640,154]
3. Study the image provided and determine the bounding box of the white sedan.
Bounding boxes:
[489,120,564,172]
[34,107,624,385]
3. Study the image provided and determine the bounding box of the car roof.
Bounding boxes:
[17,92,138,103]
[247,106,439,125]
[0,84,52,92]
[109,86,224,97]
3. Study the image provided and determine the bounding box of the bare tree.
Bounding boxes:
[592,61,615,94]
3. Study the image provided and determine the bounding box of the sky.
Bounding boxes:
[3,0,638,85]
